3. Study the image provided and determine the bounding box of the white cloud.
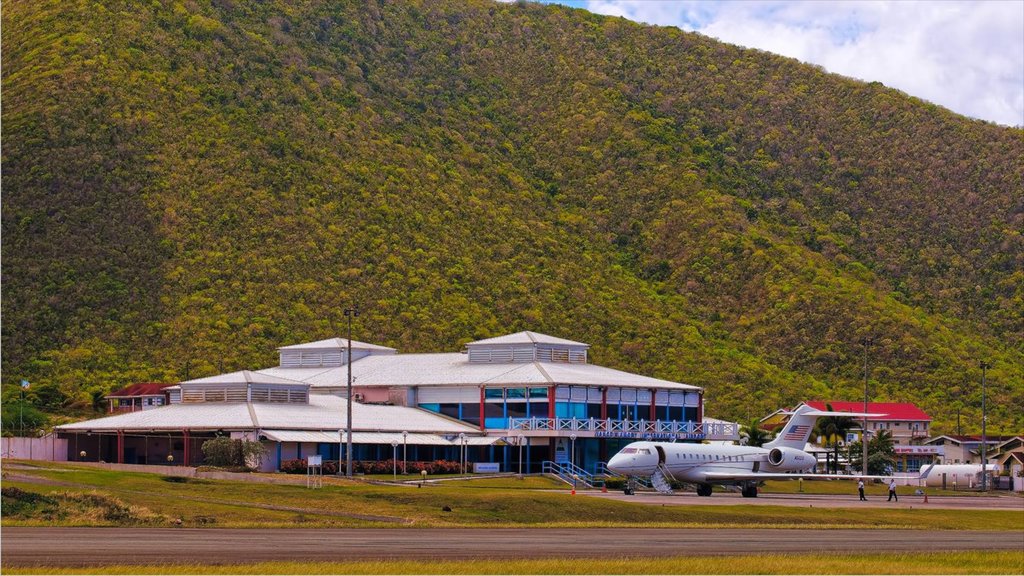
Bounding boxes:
[577,1,1024,126]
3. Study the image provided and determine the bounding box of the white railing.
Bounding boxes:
[508,418,740,440]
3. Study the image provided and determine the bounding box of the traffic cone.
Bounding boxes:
[571,488,576,495]
[601,484,608,493]
[923,492,928,504]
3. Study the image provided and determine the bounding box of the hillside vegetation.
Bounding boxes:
[2,0,1021,431]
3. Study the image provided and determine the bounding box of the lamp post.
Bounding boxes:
[517,434,525,476]
[344,307,358,477]
[19,380,30,436]
[979,361,990,491]
[402,431,408,475]
[459,433,466,475]
[859,337,873,474]
[391,440,399,481]
[569,433,577,469]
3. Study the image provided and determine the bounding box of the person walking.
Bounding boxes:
[887,478,898,502]
[858,478,867,501]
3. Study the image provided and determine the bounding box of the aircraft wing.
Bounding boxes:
[703,464,935,482]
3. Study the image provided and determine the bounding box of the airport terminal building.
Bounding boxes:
[57,331,738,473]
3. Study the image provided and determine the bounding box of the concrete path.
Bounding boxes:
[582,490,1024,511]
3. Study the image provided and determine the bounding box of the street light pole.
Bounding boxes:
[19,380,30,436]
[344,307,359,478]
[518,434,525,476]
[402,430,408,475]
[979,361,990,491]
[459,433,466,475]
[859,337,873,474]
[391,440,398,481]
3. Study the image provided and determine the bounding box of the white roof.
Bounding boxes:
[181,370,306,386]
[467,331,588,348]
[278,338,397,352]
[261,431,506,446]
[57,394,480,435]
[257,353,697,391]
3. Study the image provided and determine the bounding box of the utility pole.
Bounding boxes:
[859,337,873,474]
[979,361,990,491]
[344,307,359,477]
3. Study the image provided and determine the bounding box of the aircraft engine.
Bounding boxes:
[767,447,814,471]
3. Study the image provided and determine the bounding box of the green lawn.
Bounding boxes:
[4,551,1022,575]
[2,462,1021,530]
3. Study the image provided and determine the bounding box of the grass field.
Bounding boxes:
[3,461,1021,530]
[4,551,1022,575]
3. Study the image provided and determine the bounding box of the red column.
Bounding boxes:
[600,387,608,420]
[117,430,124,464]
[479,387,485,432]
[183,429,190,466]
[548,386,556,423]
[649,389,657,421]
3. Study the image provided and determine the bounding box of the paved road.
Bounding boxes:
[3,528,1022,567]
[583,490,1024,510]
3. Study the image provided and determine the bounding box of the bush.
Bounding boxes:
[201,438,265,471]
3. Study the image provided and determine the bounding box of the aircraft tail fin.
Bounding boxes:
[763,405,886,450]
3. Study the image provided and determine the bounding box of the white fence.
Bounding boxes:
[508,417,740,440]
[1,434,68,461]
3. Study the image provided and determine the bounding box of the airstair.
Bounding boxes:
[650,463,676,494]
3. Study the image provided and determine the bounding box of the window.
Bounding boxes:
[622,448,637,454]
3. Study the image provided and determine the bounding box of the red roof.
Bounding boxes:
[106,382,175,398]
[805,401,931,421]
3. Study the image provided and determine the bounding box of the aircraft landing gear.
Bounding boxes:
[696,484,713,497]
[741,483,759,498]
[624,478,636,495]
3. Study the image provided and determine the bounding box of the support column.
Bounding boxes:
[479,387,486,432]
[548,386,556,423]
[600,387,608,420]
[649,389,656,421]
[183,429,190,466]
[697,392,704,423]
[117,430,124,464]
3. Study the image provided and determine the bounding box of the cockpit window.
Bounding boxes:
[621,448,638,454]
[638,449,652,455]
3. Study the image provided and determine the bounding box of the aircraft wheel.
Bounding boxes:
[697,484,713,497]
[741,485,758,498]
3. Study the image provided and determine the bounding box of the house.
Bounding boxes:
[924,435,1021,465]
[105,383,175,413]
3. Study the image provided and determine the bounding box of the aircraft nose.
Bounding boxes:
[607,453,628,474]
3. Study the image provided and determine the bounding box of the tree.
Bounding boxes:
[740,418,773,447]
[847,429,896,475]
[814,404,855,473]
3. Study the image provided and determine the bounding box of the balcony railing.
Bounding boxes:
[508,417,740,440]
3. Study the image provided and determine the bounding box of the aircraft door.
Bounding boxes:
[655,445,666,465]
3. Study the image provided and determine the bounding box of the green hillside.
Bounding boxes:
[2,0,1021,432]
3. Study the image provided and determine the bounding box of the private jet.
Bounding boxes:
[606,404,931,496]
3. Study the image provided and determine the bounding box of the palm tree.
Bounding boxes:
[848,429,896,475]
[814,403,855,473]
[740,418,773,447]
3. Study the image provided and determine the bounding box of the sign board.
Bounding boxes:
[307,455,323,466]
[554,438,569,463]
[473,462,500,473]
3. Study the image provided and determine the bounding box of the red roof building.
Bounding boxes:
[105,383,175,413]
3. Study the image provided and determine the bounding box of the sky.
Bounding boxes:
[542,1,1024,127]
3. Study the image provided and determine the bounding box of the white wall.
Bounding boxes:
[1,435,68,461]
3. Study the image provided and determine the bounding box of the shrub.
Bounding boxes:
[201,438,265,471]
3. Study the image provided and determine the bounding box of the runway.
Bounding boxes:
[3,528,1022,567]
